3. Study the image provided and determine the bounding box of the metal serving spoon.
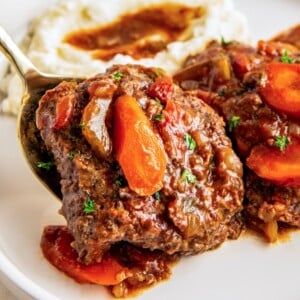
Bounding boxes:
[0,26,83,199]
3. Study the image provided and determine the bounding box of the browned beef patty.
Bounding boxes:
[174,40,300,240]
[36,64,244,264]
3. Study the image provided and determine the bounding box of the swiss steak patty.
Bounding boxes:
[174,39,300,240]
[36,64,244,264]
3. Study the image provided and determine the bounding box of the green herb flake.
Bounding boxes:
[153,114,164,121]
[153,191,162,201]
[113,72,124,81]
[79,122,85,129]
[281,50,295,64]
[114,176,126,188]
[180,169,197,184]
[83,194,95,214]
[221,36,232,46]
[184,133,196,151]
[274,135,289,151]
[68,151,75,160]
[154,97,164,108]
[36,161,54,171]
[154,97,161,104]
[114,178,122,188]
[228,116,240,132]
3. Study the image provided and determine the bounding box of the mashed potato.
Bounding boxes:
[0,0,249,114]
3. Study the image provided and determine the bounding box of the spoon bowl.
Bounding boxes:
[0,26,84,199]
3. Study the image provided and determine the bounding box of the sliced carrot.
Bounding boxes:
[113,94,167,196]
[259,62,300,118]
[41,226,129,286]
[247,138,300,186]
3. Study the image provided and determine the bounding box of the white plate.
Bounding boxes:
[0,1,300,300]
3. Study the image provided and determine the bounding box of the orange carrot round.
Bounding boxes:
[113,94,167,196]
[259,62,300,118]
[41,226,129,286]
[247,138,300,186]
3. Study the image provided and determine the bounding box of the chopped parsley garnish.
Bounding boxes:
[154,97,164,108]
[153,114,164,121]
[68,151,75,160]
[114,178,122,188]
[228,116,240,132]
[281,50,295,64]
[79,122,85,129]
[114,176,126,188]
[221,36,232,46]
[184,133,196,151]
[83,194,95,214]
[36,161,54,171]
[153,191,162,201]
[113,72,124,81]
[154,97,162,105]
[274,135,289,151]
[180,169,197,184]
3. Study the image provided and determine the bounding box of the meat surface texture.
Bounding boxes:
[36,64,244,264]
[174,35,300,241]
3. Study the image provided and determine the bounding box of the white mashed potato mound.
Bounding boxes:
[0,0,250,115]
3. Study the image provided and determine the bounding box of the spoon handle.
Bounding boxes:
[0,26,37,83]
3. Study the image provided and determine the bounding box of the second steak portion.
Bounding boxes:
[36,64,244,264]
[174,38,300,242]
